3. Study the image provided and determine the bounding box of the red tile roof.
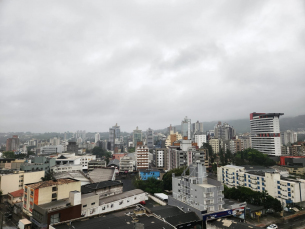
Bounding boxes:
[9,189,24,198]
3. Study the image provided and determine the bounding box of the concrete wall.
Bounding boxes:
[57,181,81,200]
[81,192,147,217]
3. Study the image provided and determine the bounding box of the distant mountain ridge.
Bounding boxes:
[158,114,305,134]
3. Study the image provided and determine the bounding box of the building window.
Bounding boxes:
[52,187,57,192]
[50,213,60,224]
[83,204,87,208]
[91,202,95,205]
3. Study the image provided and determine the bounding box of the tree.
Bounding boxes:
[162,167,189,191]
[133,177,164,194]
[2,151,15,158]
[202,143,215,163]
[219,149,225,166]
[41,171,55,181]
[128,147,135,153]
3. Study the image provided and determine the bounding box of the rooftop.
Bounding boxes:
[26,178,79,189]
[9,189,24,198]
[36,198,71,212]
[81,180,122,194]
[99,189,144,205]
[208,217,261,229]
[53,206,173,229]
[88,168,114,183]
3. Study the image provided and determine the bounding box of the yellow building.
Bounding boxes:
[23,178,81,215]
[165,131,182,147]
[0,170,45,195]
[209,138,220,154]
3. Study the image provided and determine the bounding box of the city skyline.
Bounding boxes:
[1,1,305,132]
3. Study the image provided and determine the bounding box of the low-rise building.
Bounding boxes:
[8,189,24,205]
[40,145,64,155]
[32,191,82,228]
[139,170,160,180]
[119,156,133,173]
[81,180,123,198]
[88,159,106,171]
[23,178,81,215]
[21,156,56,172]
[217,165,305,206]
[0,170,45,195]
[51,164,83,173]
[81,189,147,217]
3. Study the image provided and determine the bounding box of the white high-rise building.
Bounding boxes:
[194,134,207,148]
[250,112,284,156]
[281,130,298,145]
[95,133,100,143]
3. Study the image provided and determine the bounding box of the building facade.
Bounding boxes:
[146,128,154,149]
[169,163,224,217]
[250,112,284,156]
[217,165,305,206]
[135,145,149,170]
[6,135,20,151]
[181,116,191,140]
[133,127,142,148]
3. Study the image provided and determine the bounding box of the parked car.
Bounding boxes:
[267,224,278,229]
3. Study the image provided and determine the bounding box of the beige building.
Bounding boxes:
[165,131,182,147]
[23,178,81,215]
[0,170,45,195]
[209,139,220,154]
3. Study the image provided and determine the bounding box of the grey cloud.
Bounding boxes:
[1,0,305,132]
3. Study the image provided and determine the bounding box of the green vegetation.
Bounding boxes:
[202,142,215,163]
[2,151,27,159]
[91,147,112,164]
[41,171,55,181]
[162,167,189,191]
[128,147,135,153]
[232,148,276,166]
[133,177,164,194]
[224,185,282,212]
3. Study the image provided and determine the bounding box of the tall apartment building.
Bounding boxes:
[24,178,81,215]
[109,124,120,151]
[167,124,176,135]
[169,163,224,218]
[153,148,168,170]
[95,133,100,143]
[281,130,298,145]
[50,137,60,146]
[74,130,86,140]
[6,135,20,151]
[146,128,154,149]
[217,165,305,206]
[192,121,204,135]
[67,141,78,153]
[214,122,235,141]
[209,139,220,154]
[133,127,142,147]
[250,112,284,156]
[194,134,207,148]
[135,145,149,170]
[181,116,191,140]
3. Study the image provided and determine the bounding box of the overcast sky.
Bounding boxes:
[1,0,305,133]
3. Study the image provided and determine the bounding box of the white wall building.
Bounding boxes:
[95,133,100,143]
[135,145,149,170]
[40,145,64,155]
[81,189,147,217]
[194,134,206,148]
[250,112,284,156]
[217,165,305,207]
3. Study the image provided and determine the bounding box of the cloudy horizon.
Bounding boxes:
[1,0,305,133]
